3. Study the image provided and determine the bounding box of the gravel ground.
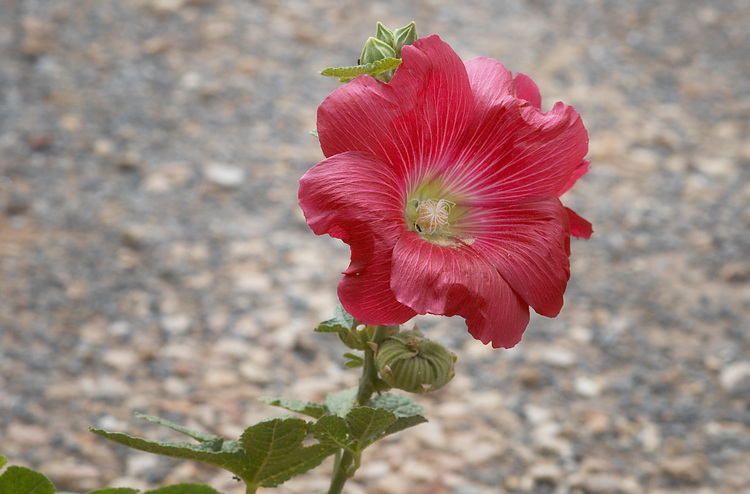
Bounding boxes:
[2,1,749,493]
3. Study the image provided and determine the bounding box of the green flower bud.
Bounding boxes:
[360,37,397,65]
[392,22,418,57]
[375,22,394,46]
[375,329,456,394]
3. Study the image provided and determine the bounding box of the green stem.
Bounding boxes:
[245,482,257,494]
[329,325,389,493]
[328,449,355,494]
[356,325,388,406]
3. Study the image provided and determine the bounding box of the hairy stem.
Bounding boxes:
[329,325,389,493]
[356,325,388,406]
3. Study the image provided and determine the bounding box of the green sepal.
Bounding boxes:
[320,58,402,83]
[392,22,417,56]
[310,130,318,138]
[375,22,394,45]
[0,465,55,494]
[359,37,397,65]
[90,415,336,489]
[257,397,327,419]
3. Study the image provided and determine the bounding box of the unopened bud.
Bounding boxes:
[392,22,417,57]
[360,37,397,65]
[375,22,394,46]
[375,329,456,394]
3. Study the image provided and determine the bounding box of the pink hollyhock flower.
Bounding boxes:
[299,35,591,348]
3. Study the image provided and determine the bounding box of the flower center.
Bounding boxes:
[415,198,454,234]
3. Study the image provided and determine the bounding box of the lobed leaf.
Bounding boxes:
[0,455,6,469]
[345,407,397,448]
[91,415,336,490]
[309,415,351,451]
[238,417,336,487]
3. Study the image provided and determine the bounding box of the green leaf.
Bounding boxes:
[368,393,427,438]
[257,397,327,419]
[342,353,363,369]
[325,388,357,418]
[238,417,336,487]
[368,393,425,418]
[381,415,428,438]
[345,407,397,448]
[85,489,140,494]
[144,484,222,494]
[309,415,351,450]
[0,466,55,494]
[320,58,402,83]
[134,413,220,443]
[91,416,336,490]
[314,304,355,333]
[0,455,6,469]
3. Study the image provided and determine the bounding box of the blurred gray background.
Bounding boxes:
[1,1,749,493]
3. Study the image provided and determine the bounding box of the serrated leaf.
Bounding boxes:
[134,413,219,443]
[0,455,6,469]
[368,393,425,418]
[144,484,222,494]
[382,415,427,438]
[314,304,355,333]
[0,466,55,494]
[92,416,336,490]
[258,397,326,419]
[345,407,397,448]
[325,388,357,418]
[320,58,402,82]
[89,428,244,473]
[309,415,351,450]
[85,489,140,494]
[238,417,335,487]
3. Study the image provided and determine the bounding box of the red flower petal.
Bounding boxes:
[391,232,530,348]
[557,159,590,196]
[317,35,475,185]
[298,151,417,324]
[442,97,587,203]
[513,73,542,109]
[463,57,515,115]
[460,197,571,317]
[339,249,418,325]
[565,207,593,239]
